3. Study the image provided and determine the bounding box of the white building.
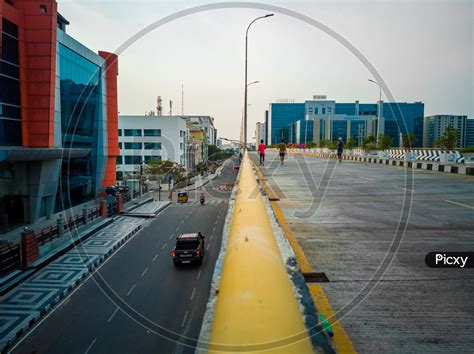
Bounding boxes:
[117,115,189,176]
[256,122,266,144]
[423,115,467,148]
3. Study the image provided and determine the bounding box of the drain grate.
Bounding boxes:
[303,272,330,283]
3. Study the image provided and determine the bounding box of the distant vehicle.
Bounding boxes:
[105,185,129,196]
[172,233,205,266]
[177,192,189,203]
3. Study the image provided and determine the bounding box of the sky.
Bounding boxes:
[58,0,473,141]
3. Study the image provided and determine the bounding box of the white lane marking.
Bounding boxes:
[152,254,159,262]
[360,176,375,181]
[210,234,213,241]
[126,284,136,297]
[161,242,167,250]
[107,307,119,323]
[181,220,184,225]
[212,226,216,233]
[190,287,196,301]
[197,269,202,280]
[392,185,413,192]
[181,311,189,327]
[84,338,97,354]
[141,267,148,277]
[169,234,174,240]
[8,221,147,352]
[444,200,474,210]
[175,226,180,232]
[214,219,218,225]
[206,244,210,251]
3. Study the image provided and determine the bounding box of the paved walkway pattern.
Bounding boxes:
[0,217,144,350]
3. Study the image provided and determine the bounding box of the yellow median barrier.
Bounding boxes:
[209,151,313,354]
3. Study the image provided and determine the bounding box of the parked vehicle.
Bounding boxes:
[177,192,189,203]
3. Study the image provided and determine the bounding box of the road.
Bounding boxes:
[252,151,474,353]
[11,158,238,354]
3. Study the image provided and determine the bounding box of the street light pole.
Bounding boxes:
[368,79,382,139]
[244,14,273,149]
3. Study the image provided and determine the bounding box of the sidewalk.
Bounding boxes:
[0,216,145,352]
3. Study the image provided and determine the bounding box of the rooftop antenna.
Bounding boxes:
[169,100,173,116]
[181,84,184,116]
[157,96,162,116]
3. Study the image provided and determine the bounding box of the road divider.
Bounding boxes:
[208,152,313,353]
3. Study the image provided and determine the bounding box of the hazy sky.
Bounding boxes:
[58,0,473,141]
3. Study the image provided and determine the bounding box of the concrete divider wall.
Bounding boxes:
[208,152,314,353]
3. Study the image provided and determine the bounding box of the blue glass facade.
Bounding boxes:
[55,43,103,212]
[268,103,305,144]
[466,119,474,147]
[0,18,22,146]
[268,100,424,147]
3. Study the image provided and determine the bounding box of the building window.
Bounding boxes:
[322,108,326,115]
[180,142,183,150]
[314,107,318,114]
[125,156,142,165]
[144,142,161,150]
[118,129,122,136]
[116,156,123,165]
[124,142,142,150]
[118,142,122,149]
[124,129,142,137]
[144,129,161,137]
[40,5,47,13]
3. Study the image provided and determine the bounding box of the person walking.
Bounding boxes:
[336,137,344,162]
[258,139,266,166]
[278,139,287,165]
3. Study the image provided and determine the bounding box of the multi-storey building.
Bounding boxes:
[117,116,188,178]
[266,98,424,147]
[0,1,118,234]
[255,122,266,144]
[423,115,468,148]
[186,116,216,146]
[466,118,474,147]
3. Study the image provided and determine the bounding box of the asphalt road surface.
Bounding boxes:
[11,158,238,354]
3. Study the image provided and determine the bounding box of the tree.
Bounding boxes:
[403,132,417,149]
[319,140,328,148]
[435,126,458,149]
[362,135,377,151]
[344,136,356,149]
[377,134,393,150]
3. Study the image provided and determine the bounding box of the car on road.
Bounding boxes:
[172,233,205,266]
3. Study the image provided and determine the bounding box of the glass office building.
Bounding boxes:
[266,98,424,147]
[466,119,474,148]
[0,1,118,234]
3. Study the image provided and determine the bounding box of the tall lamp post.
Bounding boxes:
[244,14,273,149]
[368,78,382,139]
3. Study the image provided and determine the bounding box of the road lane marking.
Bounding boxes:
[444,200,474,209]
[392,185,414,192]
[161,242,167,250]
[169,234,174,240]
[126,284,136,297]
[197,269,202,280]
[181,311,189,327]
[107,307,119,323]
[141,267,148,277]
[360,176,375,181]
[84,338,97,354]
[212,226,216,233]
[181,220,184,225]
[206,244,210,251]
[175,226,180,232]
[210,234,213,241]
[190,288,196,301]
[152,254,158,262]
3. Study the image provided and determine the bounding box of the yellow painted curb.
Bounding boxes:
[254,163,356,354]
[209,152,313,354]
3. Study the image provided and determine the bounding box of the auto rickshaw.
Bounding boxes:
[177,192,189,203]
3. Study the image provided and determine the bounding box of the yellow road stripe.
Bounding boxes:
[444,200,474,209]
[255,162,356,354]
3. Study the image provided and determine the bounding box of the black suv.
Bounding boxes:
[172,233,205,266]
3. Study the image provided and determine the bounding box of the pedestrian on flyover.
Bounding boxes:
[278,139,287,165]
[258,139,267,166]
[336,137,343,162]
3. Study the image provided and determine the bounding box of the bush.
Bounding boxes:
[460,146,474,153]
